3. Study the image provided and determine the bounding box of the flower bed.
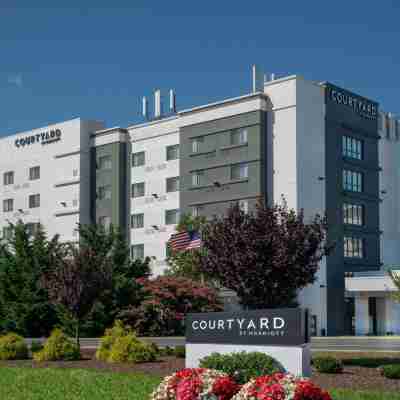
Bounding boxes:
[150,369,331,400]
[232,372,331,400]
[150,368,240,400]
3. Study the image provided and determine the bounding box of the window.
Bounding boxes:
[26,223,40,236]
[343,203,364,226]
[191,171,204,187]
[344,237,364,258]
[98,185,112,200]
[231,163,249,180]
[166,177,180,193]
[231,128,248,145]
[191,137,204,153]
[98,155,112,170]
[2,226,13,240]
[131,213,144,229]
[131,244,144,260]
[132,151,145,167]
[166,144,179,161]
[165,209,180,225]
[72,199,78,207]
[343,170,362,192]
[239,199,249,214]
[73,169,79,177]
[191,206,204,217]
[3,199,13,212]
[132,182,145,198]
[98,216,111,228]
[29,194,40,208]
[29,166,40,180]
[3,171,14,186]
[342,136,362,160]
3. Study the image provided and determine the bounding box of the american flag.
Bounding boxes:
[169,231,201,252]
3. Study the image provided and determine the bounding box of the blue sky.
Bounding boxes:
[1,1,399,136]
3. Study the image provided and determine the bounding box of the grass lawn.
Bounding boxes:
[0,367,399,400]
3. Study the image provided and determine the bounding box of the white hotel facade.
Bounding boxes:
[1,73,400,336]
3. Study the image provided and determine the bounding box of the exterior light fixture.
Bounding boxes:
[152,193,159,199]
[214,181,221,187]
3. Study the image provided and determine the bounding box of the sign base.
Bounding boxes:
[186,343,311,377]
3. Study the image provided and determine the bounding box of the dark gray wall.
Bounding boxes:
[324,83,380,335]
[179,110,268,217]
[92,141,129,237]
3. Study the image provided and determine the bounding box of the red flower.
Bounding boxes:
[212,376,240,400]
[176,376,202,400]
[294,380,332,400]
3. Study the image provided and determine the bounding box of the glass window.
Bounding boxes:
[239,199,249,214]
[131,213,144,229]
[73,169,79,177]
[3,199,13,212]
[3,226,13,240]
[343,170,362,192]
[166,144,179,161]
[191,171,204,187]
[231,128,248,145]
[166,176,180,193]
[165,209,180,225]
[132,151,145,167]
[344,237,364,258]
[26,223,40,236]
[98,185,112,200]
[132,182,145,198]
[131,244,144,260]
[342,136,363,160]
[29,194,40,208]
[98,155,112,170]
[231,163,249,180]
[343,203,363,226]
[29,166,40,180]
[3,171,14,186]
[98,216,111,228]
[191,137,204,153]
[191,206,204,217]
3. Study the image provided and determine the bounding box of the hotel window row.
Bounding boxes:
[2,194,40,212]
[191,163,249,187]
[131,144,180,168]
[191,127,248,154]
[343,170,362,192]
[131,209,180,229]
[343,203,364,226]
[131,177,180,198]
[3,167,40,185]
[344,237,364,259]
[342,136,363,160]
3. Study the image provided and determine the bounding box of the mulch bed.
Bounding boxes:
[1,349,400,392]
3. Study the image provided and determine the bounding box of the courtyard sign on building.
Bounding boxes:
[15,128,62,148]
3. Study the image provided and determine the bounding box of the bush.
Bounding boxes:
[30,340,44,354]
[380,364,400,379]
[199,351,282,384]
[174,345,185,358]
[0,333,28,360]
[96,320,157,363]
[33,329,80,361]
[313,356,343,374]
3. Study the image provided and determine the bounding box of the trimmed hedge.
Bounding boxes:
[96,320,157,363]
[380,364,400,379]
[33,329,80,361]
[313,356,343,374]
[174,345,185,358]
[199,351,282,384]
[0,333,28,360]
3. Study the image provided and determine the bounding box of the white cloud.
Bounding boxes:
[8,74,23,88]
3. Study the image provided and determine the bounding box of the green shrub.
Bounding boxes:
[199,351,282,384]
[159,346,174,356]
[0,333,28,360]
[30,341,44,354]
[33,329,80,361]
[96,320,157,363]
[174,345,185,358]
[313,356,343,374]
[381,364,400,379]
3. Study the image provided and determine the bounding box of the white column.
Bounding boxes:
[355,297,369,335]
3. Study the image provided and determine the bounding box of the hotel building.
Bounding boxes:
[1,72,399,336]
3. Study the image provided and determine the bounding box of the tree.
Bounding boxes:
[165,214,207,280]
[77,224,151,336]
[41,244,113,347]
[389,268,400,303]
[200,201,331,309]
[118,276,223,336]
[0,222,61,336]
